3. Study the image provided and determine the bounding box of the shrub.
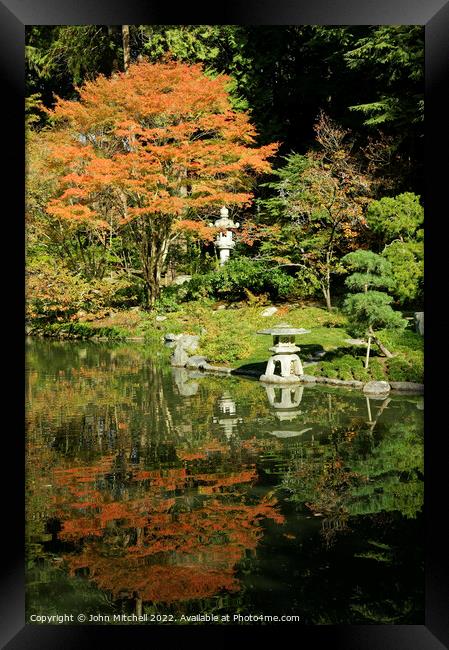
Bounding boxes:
[181,257,297,302]
[26,256,135,324]
[386,356,424,383]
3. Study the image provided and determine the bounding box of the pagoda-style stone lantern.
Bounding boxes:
[212,392,243,439]
[257,322,310,383]
[210,206,240,266]
[264,385,313,438]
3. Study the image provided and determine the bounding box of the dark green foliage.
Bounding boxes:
[342,250,407,341]
[386,356,424,383]
[344,26,424,128]
[344,292,407,336]
[366,193,424,245]
[180,258,298,302]
[365,193,423,307]
[309,350,386,382]
[383,241,423,307]
[342,250,394,293]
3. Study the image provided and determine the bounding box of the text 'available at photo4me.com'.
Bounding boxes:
[29,612,303,624]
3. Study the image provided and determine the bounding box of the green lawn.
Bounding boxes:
[30,301,423,383]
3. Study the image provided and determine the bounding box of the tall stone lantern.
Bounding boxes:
[257,322,310,383]
[210,206,240,266]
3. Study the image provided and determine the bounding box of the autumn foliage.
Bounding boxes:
[44,438,284,605]
[44,60,278,304]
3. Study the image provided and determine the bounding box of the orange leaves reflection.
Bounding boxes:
[48,439,285,604]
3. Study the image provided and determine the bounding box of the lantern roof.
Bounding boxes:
[257,322,310,336]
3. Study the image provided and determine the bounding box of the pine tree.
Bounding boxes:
[342,250,407,367]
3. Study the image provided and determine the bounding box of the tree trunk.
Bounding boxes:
[321,257,332,310]
[365,335,371,368]
[122,25,130,72]
[139,221,171,308]
[322,284,332,311]
[368,327,394,358]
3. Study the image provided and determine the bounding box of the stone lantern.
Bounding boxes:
[210,206,240,266]
[212,392,243,439]
[257,322,310,383]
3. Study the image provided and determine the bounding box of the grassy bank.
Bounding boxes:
[27,300,423,383]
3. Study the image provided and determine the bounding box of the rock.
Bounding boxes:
[185,355,208,369]
[299,374,317,383]
[345,338,367,346]
[164,333,181,342]
[172,274,192,285]
[155,315,167,322]
[216,305,226,310]
[261,306,278,317]
[169,334,200,367]
[259,374,302,384]
[389,381,424,393]
[414,312,424,336]
[202,364,232,374]
[324,378,348,386]
[178,334,199,353]
[170,347,189,367]
[363,380,391,395]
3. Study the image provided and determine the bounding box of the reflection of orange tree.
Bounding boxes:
[51,440,285,604]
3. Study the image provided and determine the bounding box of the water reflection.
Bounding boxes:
[26,339,424,623]
[212,392,243,440]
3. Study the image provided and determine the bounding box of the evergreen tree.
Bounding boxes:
[342,250,407,366]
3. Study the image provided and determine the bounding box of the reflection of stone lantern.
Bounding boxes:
[212,392,243,439]
[210,206,240,266]
[265,385,304,417]
[257,323,310,383]
[264,385,313,438]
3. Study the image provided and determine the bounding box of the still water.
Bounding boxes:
[26,338,424,625]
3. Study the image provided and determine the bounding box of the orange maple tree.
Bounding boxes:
[45,59,278,305]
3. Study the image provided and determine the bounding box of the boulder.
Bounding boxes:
[261,306,278,317]
[414,312,424,336]
[155,315,167,322]
[178,334,199,353]
[170,347,189,367]
[172,274,192,286]
[363,380,391,396]
[389,381,424,393]
[164,333,181,342]
[169,334,200,367]
[185,355,209,369]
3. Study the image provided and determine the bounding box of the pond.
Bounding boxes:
[25,338,424,625]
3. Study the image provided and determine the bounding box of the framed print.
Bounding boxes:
[1,0,447,647]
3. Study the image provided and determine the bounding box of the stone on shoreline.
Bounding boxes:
[363,380,391,396]
[261,306,278,317]
[389,381,424,393]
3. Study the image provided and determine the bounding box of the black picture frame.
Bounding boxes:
[2,1,447,647]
